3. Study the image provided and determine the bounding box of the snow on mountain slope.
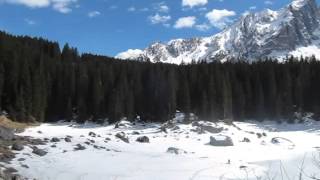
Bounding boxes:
[4,116,320,180]
[116,0,320,64]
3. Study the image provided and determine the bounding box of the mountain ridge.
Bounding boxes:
[116,0,320,64]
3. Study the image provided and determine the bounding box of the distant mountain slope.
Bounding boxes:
[116,0,320,64]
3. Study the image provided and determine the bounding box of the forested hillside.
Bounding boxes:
[0,31,320,123]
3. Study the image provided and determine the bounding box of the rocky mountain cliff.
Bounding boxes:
[116,0,320,64]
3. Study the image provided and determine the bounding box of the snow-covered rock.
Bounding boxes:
[166,147,187,155]
[209,135,234,146]
[271,137,296,149]
[117,0,320,64]
[115,132,129,143]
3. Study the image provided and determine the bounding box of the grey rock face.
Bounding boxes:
[0,126,14,141]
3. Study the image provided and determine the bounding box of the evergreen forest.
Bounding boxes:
[0,31,320,123]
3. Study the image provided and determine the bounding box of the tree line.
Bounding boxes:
[0,31,319,123]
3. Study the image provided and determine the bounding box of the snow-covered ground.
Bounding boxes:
[6,116,320,180]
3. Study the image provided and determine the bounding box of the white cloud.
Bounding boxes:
[140,7,149,12]
[249,6,257,10]
[158,4,169,13]
[264,0,273,5]
[195,23,210,31]
[149,13,171,25]
[109,5,117,10]
[52,0,76,13]
[163,23,170,28]
[88,11,101,18]
[182,0,207,8]
[206,9,236,29]
[206,9,236,22]
[25,18,36,25]
[128,6,136,12]
[4,0,50,8]
[153,2,169,13]
[198,7,207,12]
[174,16,196,29]
[3,0,78,13]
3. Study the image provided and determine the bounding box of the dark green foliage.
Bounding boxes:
[0,31,320,123]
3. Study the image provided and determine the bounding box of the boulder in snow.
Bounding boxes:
[32,148,47,156]
[17,158,25,162]
[0,126,14,140]
[84,142,90,145]
[271,137,295,148]
[0,167,23,180]
[115,132,129,143]
[64,137,72,143]
[136,136,150,143]
[115,120,132,129]
[88,132,96,137]
[201,125,223,134]
[74,144,86,151]
[160,120,180,133]
[11,143,24,151]
[166,147,187,155]
[209,136,234,146]
[50,137,60,142]
[256,133,263,138]
[161,121,176,129]
[241,137,250,143]
[191,121,201,127]
[191,127,205,134]
[191,123,223,134]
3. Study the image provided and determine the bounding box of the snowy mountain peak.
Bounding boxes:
[290,0,315,10]
[116,0,320,64]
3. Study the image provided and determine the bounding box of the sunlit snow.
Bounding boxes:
[4,115,320,180]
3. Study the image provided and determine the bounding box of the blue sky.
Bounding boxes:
[0,0,312,56]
